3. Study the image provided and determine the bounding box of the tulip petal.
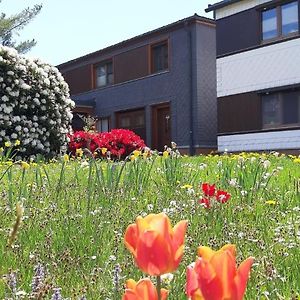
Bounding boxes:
[135,278,157,300]
[186,265,199,297]
[234,257,254,300]
[197,246,216,261]
[161,288,169,300]
[124,224,138,256]
[136,230,173,275]
[210,249,236,299]
[220,244,236,257]
[126,279,137,290]
[122,290,137,300]
[196,259,223,300]
[172,220,188,251]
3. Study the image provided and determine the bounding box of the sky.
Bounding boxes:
[2,0,214,66]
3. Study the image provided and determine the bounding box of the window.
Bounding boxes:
[262,90,300,128]
[262,1,299,41]
[97,117,110,132]
[151,41,169,73]
[95,61,113,88]
[116,109,146,141]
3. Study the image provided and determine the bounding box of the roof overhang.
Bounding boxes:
[205,0,242,12]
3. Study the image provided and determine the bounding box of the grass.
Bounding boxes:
[0,151,299,299]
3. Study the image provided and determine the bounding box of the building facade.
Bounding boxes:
[206,0,300,153]
[58,15,217,154]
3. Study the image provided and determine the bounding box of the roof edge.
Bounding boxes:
[205,0,242,12]
[58,14,215,68]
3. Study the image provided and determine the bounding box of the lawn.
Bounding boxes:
[0,151,299,299]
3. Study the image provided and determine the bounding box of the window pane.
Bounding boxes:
[262,8,278,40]
[282,1,299,35]
[107,73,113,85]
[120,116,130,127]
[152,43,168,73]
[262,94,281,126]
[101,118,109,132]
[97,75,107,87]
[282,91,299,124]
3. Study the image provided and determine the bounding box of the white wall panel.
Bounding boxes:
[217,38,300,97]
[218,130,300,152]
[216,0,270,19]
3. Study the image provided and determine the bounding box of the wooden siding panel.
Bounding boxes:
[216,8,260,56]
[218,93,262,133]
[114,46,149,84]
[64,65,92,95]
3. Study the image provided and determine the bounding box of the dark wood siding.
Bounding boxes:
[216,8,260,56]
[114,46,149,84]
[218,93,262,133]
[64,65,92,95]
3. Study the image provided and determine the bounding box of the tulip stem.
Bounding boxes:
[156,276,161,300]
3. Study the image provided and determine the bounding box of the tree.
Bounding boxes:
[0,0,42,53]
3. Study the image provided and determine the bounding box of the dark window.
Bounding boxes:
[95,61,113,88]
[151,41,168,73]
[116,109,146,141]
[97,117,110,132]
[262,90,300,128]
[262,1,299,41]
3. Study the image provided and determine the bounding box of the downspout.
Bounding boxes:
[184,20,195,156]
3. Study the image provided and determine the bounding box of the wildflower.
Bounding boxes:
[101,147,107,155]
[5,141,11,147]
[122,278,168,300]
[63,154,69,162]
[181,184,193,189]
[186,244,254,300]
[294,158,300,163]
[265,200,276,205]
[216,190,231,203]
[51,288,63,300]
[130,155,136,161]
[202,183,216,197]
[133,150,141,157]
[199,198,210,209]
[113,263,121,292]
[124,213,188,275]
[76,148,83,157]
[161,273,174,285]
[31,263,45,293]
[14,140,21,146]
[163,150,169,158]
[21,161,30,170]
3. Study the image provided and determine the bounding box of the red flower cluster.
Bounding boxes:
[199,183,231,208]
[68,129,145,159]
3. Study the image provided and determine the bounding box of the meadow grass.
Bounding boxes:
[0,152,299,299]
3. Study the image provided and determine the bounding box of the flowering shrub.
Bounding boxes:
[0,46,74,157]
[68,129,146,159]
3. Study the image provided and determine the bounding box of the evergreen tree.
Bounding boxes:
[0,0,42,53]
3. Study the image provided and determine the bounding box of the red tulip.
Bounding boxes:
[124,213,188,275]
[202,183,216,197]
[216,190,231,203]
[198,198,210,209]
[186,244,253,300]
[122,278,168,300]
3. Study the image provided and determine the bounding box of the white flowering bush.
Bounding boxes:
[0,46,75,157]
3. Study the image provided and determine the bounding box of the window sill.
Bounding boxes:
[261,32,299,45]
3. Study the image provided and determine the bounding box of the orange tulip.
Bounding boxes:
[186,244,253,300]
[124,213,188,275]
[122,278,168,300]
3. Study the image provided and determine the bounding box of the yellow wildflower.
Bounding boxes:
[0,147,3,153]
[5,141,11,147]
[21,161,30,170]
[63,154,70,162]
[181,184,193,189]
[265,200,276,205]
[14,140,21,146]
[130,155,136,161]
[76,148,83,157]
[133,150,141,157]
[101,147,107,155]
[163,151,169,158]
[294,158,300,163]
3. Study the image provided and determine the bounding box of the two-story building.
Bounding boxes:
[206,0,300,153]
[58,14,217,154]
